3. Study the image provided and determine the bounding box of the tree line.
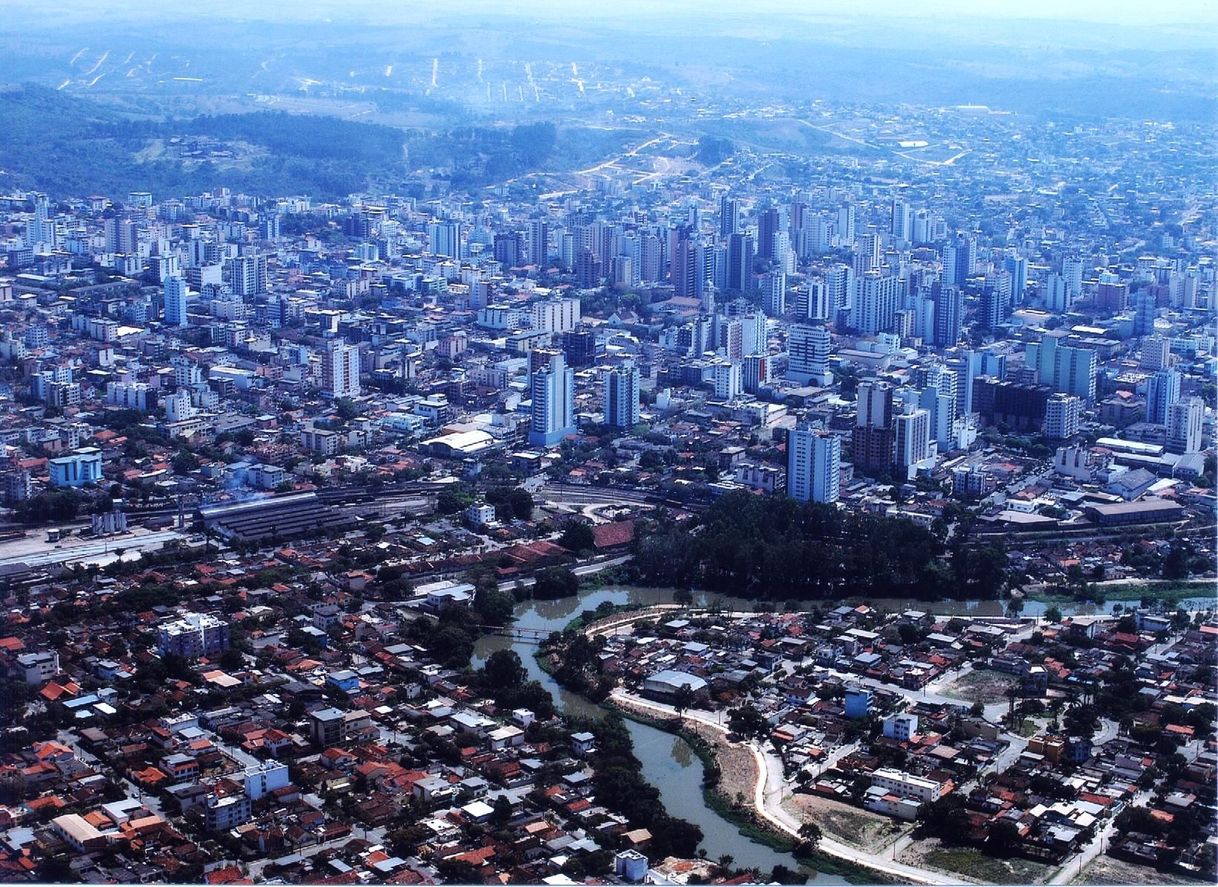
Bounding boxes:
[631,490,1009,601]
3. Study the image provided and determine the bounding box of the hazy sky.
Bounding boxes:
[9,0,1218,27]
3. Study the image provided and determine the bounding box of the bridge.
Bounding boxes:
[488,626,555,644]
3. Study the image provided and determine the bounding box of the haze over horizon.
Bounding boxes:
[7,0,1218,34]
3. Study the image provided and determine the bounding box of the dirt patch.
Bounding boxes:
[682,718,758,804]
[782,791,902,850]
[1072,854,1211,886]
[940,669,1020,705]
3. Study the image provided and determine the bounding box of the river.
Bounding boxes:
[472,586,849,883]
[470,583,1215,882]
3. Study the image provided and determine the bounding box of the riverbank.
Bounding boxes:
[1026,578,1215,608]
[610,688,968,885]
[611,697,892,885]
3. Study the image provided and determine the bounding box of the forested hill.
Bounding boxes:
[632,490,1010,602]
[0,84,607,200]
[0,85,408,199]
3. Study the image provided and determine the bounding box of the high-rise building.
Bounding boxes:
[1056,346,1097,401]
[757,207,784,261]
[1004,255,1028,304]
[972,377,1052,432]
[532,298,582,334]
[427,221,464,259]
[227,254,267,296]
[603,361,641,430]
[1062,255,1085,300]
[826,264,854,318]
[493,231,523,267]
[917,365,958,448]
[726,233,754,292]
[1095,273,1128,313]
[854,270,899,335]
[104,216,138,255]
[853,231,883,275]
[852,380,895,473]
[1026,333,1097,400]
[787,426,841,504]
[1166,397,1204,454]
[1044,393,1081,440]
[1132,293,1157,337]
[1146,369,1181,425]
[742,353,770,393]
[561,329,601,368]
[718,317,743,360]
[528,219,550,265]
[529,353,575,446]
[639,232,663,283]
[761,271,786,316]
[719,196,739,238]
[787,323,833,386]
[163,276,190,327]
[836,204,856,244]
[322,340,361,399]
[740,312,767,357]
[931,283,962,347]
[1044,273,1070,313]
[894,408,931,470]
[712,361,742,400]
[891,199,913,242]
[941,233,973,287]
[806,278,830,321]
[571,247,598,288]
[671,236,697,299]
[27,193,52,249]
[1140,336,1171,371]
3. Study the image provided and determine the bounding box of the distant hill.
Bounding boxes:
[0,84,630,201]
[0,84,412,199]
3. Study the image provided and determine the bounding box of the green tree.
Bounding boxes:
[491,795,513,828]
[482,649,526,689]
[532,566,579,600]
[1161,541,1193,580]
[171,448,200,475]
[1064,704,1099,739]
[559,521,596,552]
[728,705,770,740]
[987,819,1022,856]
[474,588,515,626]
[795,822,822,858]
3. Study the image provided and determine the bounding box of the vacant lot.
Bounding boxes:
[1072,854,1210,886]
[899,838,1053,884]
[941,669,1020,705]
[783,792,901,850]
[679,718,759,805]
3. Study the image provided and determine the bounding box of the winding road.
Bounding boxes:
[608,689,970,885]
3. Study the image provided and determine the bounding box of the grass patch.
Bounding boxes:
[1029,579,1215,607]
[923,845,1052,884]
[1009,717,1040,737]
